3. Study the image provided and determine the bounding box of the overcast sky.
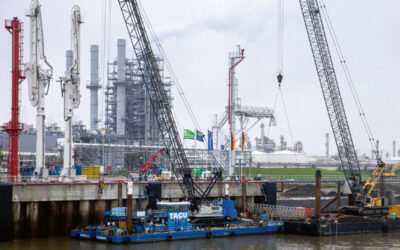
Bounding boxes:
[1,0,399,158]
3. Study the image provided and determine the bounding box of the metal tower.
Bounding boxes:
[87,45,100,131]
[217,46,274,175]
[4,17,26,182]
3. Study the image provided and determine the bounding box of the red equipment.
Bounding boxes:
[140,150,163,172]
[4,17,25,182]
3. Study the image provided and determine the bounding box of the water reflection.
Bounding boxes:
[1,233,400,250]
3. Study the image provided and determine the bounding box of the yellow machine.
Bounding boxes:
[382,162,400,177]
[362,162,399,207]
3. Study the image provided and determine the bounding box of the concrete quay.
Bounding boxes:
[10,180,265,238]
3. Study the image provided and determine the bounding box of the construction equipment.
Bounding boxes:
[140,150,163,172]
[59,5,82,177]
[299,0,387,213]
[117,0,221,212]
[382,162,400,177]
[26,0,53,177]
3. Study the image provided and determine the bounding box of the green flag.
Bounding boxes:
[183,129,195,139]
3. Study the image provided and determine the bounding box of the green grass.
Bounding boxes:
[236,168,377,177]
[237,168,344,177]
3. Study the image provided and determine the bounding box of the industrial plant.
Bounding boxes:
[0,0,400,246]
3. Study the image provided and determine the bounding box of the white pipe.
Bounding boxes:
[26,0,53,176]
[61,5,82,177]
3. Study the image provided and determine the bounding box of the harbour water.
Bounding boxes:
[1,233,400,250]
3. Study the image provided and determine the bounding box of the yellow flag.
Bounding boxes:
[231,130,236,150]
[242,132,246,151]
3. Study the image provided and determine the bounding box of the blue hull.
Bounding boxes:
[71,222,283,243]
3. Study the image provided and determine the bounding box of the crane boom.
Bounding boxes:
[118,0,219,211]
[299,0,365,206]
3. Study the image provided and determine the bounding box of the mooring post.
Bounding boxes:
[336,180,341,209]
[127,181,133,234]
[242,181,247,212]
[315,170,321,219]
[118,182,122,207]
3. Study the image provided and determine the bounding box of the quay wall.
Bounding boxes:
[9,181,265,239]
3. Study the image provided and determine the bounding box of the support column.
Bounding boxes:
[118,182,123,207]
[337,180,341,209]
[315,170,321,219]
[242,181,247,212]
[116,39,126,137]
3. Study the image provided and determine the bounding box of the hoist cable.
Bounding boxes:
[318,0,379,159]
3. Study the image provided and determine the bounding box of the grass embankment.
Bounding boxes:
[237,168,373,177]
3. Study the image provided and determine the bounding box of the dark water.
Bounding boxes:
[1,233,400,250]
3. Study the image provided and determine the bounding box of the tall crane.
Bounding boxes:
[26,0,53,177]
[117,0,221,211]
[299,0,387,211]
[60,5,82,177]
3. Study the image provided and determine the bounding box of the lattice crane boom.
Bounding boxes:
[299,0,365,206]
[118,0,219,211]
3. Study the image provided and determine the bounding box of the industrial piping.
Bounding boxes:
[4,17,26,182]
[228,48,245,124]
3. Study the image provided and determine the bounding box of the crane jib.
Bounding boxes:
[118,0,221,211]
[299,0,365,206]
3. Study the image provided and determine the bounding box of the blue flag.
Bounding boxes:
[196,130,205,142]
[208,130,213,151]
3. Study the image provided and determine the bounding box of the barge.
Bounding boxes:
[71,200,284,243]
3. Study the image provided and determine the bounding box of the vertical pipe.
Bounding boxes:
[325,133,329,158]
[315,170,321,219]
[63,50,74,176]
[5,18,25,182]
[88,45,99,130]
[393,140,396,158]
[228,46,244,176]
[116,39,126,137]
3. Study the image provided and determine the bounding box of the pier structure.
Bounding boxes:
[5,180,263,238]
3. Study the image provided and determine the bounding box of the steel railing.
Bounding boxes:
[250,203,307,219]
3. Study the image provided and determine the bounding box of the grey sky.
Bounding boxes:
[0,0,399,157]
